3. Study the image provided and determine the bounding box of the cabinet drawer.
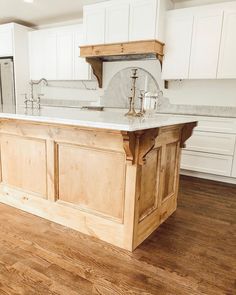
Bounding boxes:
[181,150,233,176]
[175,115,236,134]
[185,131,236,155]
[195,119,235,133]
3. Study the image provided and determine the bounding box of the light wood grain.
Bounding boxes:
[0,119,196,251]
[0,134,47,197]
[80,39,164,87]
[57,143,126,221]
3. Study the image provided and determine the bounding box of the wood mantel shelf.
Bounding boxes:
[80,39,165,88]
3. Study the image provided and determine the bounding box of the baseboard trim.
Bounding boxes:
[181,169,236,185]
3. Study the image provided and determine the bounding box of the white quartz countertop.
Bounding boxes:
[0,106,197,131]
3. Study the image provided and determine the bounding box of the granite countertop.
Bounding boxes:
[0,105,196,132]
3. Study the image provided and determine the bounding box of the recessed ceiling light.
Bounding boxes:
[24,0,34,3]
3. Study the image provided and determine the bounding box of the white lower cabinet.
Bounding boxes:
[232,146,236,178]
[185,131,235,156]
[181,151,233,177]
[180,115,236,181]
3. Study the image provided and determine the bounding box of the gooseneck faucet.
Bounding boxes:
[24,78,48,109]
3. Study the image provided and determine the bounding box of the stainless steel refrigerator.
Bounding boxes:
[0,58,15,107]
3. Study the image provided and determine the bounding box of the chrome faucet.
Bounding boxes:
[24,78,48,109]
[30,78,48,87]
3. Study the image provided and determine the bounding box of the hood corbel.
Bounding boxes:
[80,39,164,88]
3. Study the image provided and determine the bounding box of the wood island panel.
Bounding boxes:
[57,143,126,221]
[0,119,196,251]
[0,134,47,197]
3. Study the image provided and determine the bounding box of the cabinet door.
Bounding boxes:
[218,9,236,78]
[74,28,91,80]
[0,25,13,57]
[129,0,157,41]
[181,150,233,177]
[105,1,129,43]
[42,31,57,80]
[29,31,44,80]
[189,10,223,79]
[162,13,193,80]
[57,30,74,80]
[84,4,106,45]
[29,30,57,80]
[232,145,236,178]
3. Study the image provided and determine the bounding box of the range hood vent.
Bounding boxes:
[80,40,164,88]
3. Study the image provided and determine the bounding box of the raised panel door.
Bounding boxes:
[162,12,194,79]
[105,1,130,43]
[57,31,74,80]
[218,9,236,78]
[189,10,223,79]
[84,4,106,45]
[129,0,157,41]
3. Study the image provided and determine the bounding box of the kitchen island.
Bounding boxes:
[0,107,197,251]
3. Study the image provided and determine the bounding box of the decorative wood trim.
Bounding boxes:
[181,122,198,148]
[81,40,165,88]
[80,40,164,58]
[121,132,136,164]
[86,57,103,88]
[138,129,159,165]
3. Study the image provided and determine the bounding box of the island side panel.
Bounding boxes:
[0,119,136,250]
[132,123,195,250]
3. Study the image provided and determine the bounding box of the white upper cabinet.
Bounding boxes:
[29,31,43,80]
[189,9,223,79]
[29,30,57,80]
[162,12,193,80]
[29,25,91,81]
[0,25,13,57]
[74,28,91,80]
[57,29,74,80]
[83,0,172,44]
[163,2,236,80]
[218,8,236,78]
[129,0,158,41]
[105,1,130,43]
[84,3,106,45]
[42,31,57,80]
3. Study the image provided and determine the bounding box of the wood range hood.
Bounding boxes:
[80,39,164,88]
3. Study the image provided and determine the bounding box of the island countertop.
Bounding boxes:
[0,105,197,251]
[0,105,197,131]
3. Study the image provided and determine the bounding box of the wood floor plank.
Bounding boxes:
[0,176,235,295]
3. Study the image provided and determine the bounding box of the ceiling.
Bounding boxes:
[0,0,231,28]
[0,0,105,27]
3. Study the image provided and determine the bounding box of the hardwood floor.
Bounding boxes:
[0,176,235,295]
